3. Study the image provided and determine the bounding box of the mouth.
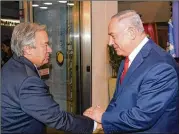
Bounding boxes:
[113,45,120,51]
[114,48,118,51]
[46,54,50,58]
[45,56,49,61]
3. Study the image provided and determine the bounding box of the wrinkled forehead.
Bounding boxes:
[35,30,48,38]
[108,18,127,34]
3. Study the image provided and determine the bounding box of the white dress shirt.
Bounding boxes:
[94,121,97,131]
[128,37,149,68]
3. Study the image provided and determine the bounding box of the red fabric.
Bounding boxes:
[143,23,158,44]
[120,57,129,84]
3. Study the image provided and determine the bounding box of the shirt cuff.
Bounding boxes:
[93,121,97,131]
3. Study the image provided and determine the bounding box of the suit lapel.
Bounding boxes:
[117,39,153,95]
[121,52,144,87]
[115,60,125,94]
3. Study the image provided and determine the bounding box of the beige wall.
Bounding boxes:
[91,1,117,109]
[118,1,171,23]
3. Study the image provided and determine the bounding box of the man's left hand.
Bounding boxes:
[83,105,105,123]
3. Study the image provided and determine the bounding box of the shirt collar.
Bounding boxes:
[34,64,41,78]
[128,37,149,65]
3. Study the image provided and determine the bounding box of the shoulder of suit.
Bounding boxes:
[5,57,39,79]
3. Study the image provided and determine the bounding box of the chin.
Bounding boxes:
[43,60,49,65]
[117,52,122,56]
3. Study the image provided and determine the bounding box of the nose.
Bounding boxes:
[108,36,114,46]
[47,45,52,53]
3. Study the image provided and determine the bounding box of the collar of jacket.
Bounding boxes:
[12,53,39,76]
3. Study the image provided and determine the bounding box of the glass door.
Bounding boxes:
[31,1,92,115]
[33,1,79,113]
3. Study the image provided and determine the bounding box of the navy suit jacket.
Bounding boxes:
[1,54,94,134]
[102,39,179,133]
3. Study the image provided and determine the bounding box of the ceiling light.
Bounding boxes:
[40,7,48,9]
[58,1,67,3]
[44,2,52,5]
[67,3,74,6]
[32,4,39,7]
[1,19,20,23]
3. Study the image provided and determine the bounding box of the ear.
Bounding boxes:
[127,27,136,40]
[23,46,32,55]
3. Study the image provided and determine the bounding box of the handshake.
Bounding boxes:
[83,105,105,132]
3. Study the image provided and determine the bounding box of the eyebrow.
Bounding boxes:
[108,33,114,36]
[41,41,49,46]
[44,41,49,45]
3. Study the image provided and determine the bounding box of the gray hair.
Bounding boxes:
[112,10,144,33]
[11,23,46,56]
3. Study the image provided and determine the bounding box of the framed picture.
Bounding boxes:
[38,63,52,80]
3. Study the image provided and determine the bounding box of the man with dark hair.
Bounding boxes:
[1,39,12,66]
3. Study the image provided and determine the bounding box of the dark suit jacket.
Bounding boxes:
[102,39,179,133]
[1,54,94,134]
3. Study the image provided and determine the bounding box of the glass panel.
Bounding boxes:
[33,1,78,112]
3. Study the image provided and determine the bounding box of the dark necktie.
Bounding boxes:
[120,57,129,84]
